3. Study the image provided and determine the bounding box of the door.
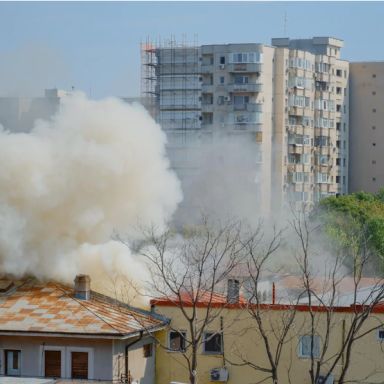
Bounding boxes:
[5,350,21,376]
[71,351,88,379]
[44,350,61,378]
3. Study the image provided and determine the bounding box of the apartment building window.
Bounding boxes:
[220,56,225,64]
[293,172,310,183]
[315,99,335,112]
[372,160,376,165]
[336,87,342,95]
[336,176,341,183]
[344,123,347,132]
[318,155,330,165]
[315,136,329,146]
[336,140,340,149]
[298,335,320,358]
[373,74,377,78]
[373,91,376,95]
[373,108,376,113]
[234,75,249,84]
[372,126,376,130]
[290,57,312,70]
[289,95,310,108]
[343,158,346,167]
[169,331,187,352]
[336,69,342,77]
[373,177,377,182]
[344,105,347,114]
[315,62,330,73]
[203,332,223,354]
[336,122,341,131]
[317,173,329,183]
[344,88,347,96]
[377,329,384,341]
[289,76,312,89]
[336,158,341,166]
[343,176,346,185]
[219,76,225,84]
[336,104,341,112]
[230,52,262,64]
[373,143,376,147]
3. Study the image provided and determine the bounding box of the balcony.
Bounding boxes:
[201,84,214,93]
[232,103,263,112]
[201,104,214,113]
[201,64,213,73]
[227,83,263,93]
[232,122,262,132]
[227,63,263,73]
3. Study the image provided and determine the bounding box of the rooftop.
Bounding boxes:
[0,278,167,339]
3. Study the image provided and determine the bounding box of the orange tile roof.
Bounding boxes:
[0,279,167,338]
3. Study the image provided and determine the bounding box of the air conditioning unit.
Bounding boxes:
[219,64,225,69]
[210,368,229,382]
[224,96,231,102]
[316,374,334,384]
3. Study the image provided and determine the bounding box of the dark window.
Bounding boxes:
[204,332,223,353]
[336,176,341,183]
[45,351,61,378]
[379,329,384,340]
[343,176,346,185]
[169,331,186,352]
[372,126,376,130]
[220,56,225,64]
[373,91,376,95]
[336,69,342,77]
[220,76,225,84]
[71,352,88,379]
[373,74,377,78]
[372,160,376,165]
[336,122,341,131]
[336,140,341,149]
[336,104,341,112]
[373,177,377,182]
[143,344,153,358]
[373,143,376,147]
[373,108,376,113]
[336,158,341,166]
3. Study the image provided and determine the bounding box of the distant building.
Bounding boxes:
[349,62,384,193]
[0,89,69,133]
[141,37,350,214]
[0,275,167,383]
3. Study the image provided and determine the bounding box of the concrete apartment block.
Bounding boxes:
[141,37,350,214]
[349,62,384,193]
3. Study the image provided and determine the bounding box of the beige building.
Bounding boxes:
[349,62,384,193]
[151,284,384,384]
[141,37,350,215]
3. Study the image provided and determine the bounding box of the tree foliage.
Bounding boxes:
[317,189,384,270]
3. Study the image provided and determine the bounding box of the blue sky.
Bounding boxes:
[0,1,383,98]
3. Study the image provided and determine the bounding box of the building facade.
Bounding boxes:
[349,62,384,193]
[142,37,350,214]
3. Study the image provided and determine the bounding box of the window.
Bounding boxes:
[373,143,376,147]
[336,69,342,77]
[336,176,341,183]
[234,75,249,84]
[377,328,384,341]
[373,108,376,113]
[298,335,320,358]
[169,331,186,352]
[336,104,341,112]
[373,91,376,95]
[220,56,225,64]
[336,87,342,95]
[373,74,377,78]
[317,173,328,184]
[230,52,262,64]
[372,126,376,130]
[219,76,225,84]
[373,177,377,182]
[203,332,223,354]
[372,160,376,165]
[336,122,341,131]
[336,158,341,166]
[5,350,21,376]
[45,350,61,378]
[143,344,153,358]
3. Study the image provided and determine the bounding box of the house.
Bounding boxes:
[150,280,384,384]
[0,275,168,383]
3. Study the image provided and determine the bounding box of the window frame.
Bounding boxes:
[168,330,187,352]
[298,335,321,359]
[203,332,223,354]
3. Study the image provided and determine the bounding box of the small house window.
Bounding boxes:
[169,331,186,352]
[203,332,223,354]
[143,344,153,358]
[378,328,384,340]
[298,335,320,358]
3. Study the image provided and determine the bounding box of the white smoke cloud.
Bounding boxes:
[0,93,182,283]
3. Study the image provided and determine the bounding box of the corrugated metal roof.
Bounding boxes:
[0,279,167,338]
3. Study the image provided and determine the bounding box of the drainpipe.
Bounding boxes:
[272,282,276,304]
[124,331,144,383]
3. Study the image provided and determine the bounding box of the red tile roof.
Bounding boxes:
[0,279,167,338]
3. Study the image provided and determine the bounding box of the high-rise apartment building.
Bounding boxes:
[349,62,384,193]
[141,37,350,214]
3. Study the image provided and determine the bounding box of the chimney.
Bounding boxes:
[74,274,91,300]
[227,279,240,304]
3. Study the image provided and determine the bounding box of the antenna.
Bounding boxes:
[284,11,287,36]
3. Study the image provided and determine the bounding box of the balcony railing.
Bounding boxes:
[227,83,263,93]
[232,103,263,112]
[227,63,263,73]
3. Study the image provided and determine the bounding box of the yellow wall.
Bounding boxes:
[154,305,384,384]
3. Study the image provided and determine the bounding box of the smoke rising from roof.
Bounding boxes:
[0,93,182,282]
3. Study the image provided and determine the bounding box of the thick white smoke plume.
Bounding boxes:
[0,93,182,283]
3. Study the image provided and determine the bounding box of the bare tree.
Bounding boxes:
[291,210,384,384]
[139,217,253,384]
